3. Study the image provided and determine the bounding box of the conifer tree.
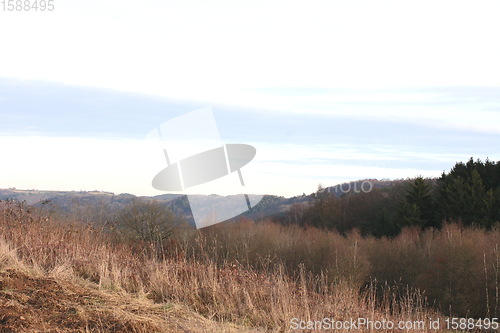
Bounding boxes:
[438,175,469,224]
[372,206,398,237]
[398,201,423,229]
[398,177,435,229]
[467,169,489,227]
[438,167,490,227]
[491,188,500,224]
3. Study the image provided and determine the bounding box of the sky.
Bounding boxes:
[1,0,499,197]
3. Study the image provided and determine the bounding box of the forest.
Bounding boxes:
[279,157,500,238]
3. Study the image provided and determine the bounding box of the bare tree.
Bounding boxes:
[116,198,178,246]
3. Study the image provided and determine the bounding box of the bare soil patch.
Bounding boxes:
[0,269,248,333]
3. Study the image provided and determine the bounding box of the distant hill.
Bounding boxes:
[0,178,411,226]
[0,189,182,208]
[151,193,184,202]
[240,179,412,221]
[325,178,409,198]
[0,189,121,205]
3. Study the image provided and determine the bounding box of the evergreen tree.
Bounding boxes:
[398,177,435,229]
[491,188,500,224]
[438,174,469,225]
[482,158,500,191]
[398,201,423,229]
[438,166,491,227]
[467,169,489,227]
[485,188,500,226]
[372,206,399,237]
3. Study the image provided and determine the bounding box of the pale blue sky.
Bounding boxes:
[1,1,499,196]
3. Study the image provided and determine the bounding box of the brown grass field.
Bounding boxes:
[1,199,498,332]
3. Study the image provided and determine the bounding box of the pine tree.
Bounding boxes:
[467,169,489,227]
[485,188,498,227]
[398,177,435,229]
[438,169,489,227]
[398,201,423,229]
[437,158,500,228]
[438,175,468,224]
[491,188,500,225]
[373,206,398,237]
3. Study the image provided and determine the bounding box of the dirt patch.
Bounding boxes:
[0,269,146,332]
[0,269,252,333]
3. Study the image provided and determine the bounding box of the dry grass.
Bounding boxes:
[0,266,252,332]
[0,199,471,332]
[182,218,500,319]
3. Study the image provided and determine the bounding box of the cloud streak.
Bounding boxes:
[1,79,498,197]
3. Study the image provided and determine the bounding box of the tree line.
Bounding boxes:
[279,157,500,237]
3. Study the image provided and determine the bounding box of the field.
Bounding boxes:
[1,198,497,332]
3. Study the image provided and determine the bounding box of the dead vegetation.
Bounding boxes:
[0,199,480,332]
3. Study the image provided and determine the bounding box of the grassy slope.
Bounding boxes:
[0,199,445,332]
[0,268,250,333]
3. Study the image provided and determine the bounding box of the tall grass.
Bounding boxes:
[1,199,484,331]
[177,217,500,318]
